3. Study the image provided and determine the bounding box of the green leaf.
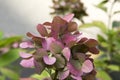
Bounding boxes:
[79,21,107,33]
[97,34,106,43]
[95,4,107,12]
[0,68,19,80]
[0,31,3,40]
[114,11,120,15]
[0,36,22,47]
[107,65,120,71]
[31,70,50,80]
[95,0,108,12]
[112,21,120,28]
[0,49,20,67]
[96,70,112,80]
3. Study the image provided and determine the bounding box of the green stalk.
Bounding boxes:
[107,0,116,60]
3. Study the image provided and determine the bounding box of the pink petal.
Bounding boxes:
[12,42,19,48]
[42,37,55,50]
[81,60,93,73]
[62,14,74,22]
[71,75,82,80]
[20,58,34,68]
[62,47,71,61]
[62,33,77,45]
[19,41,34,48]
[67,63,80,76]
[19,52,32,58]
[43,55,56,65]
[58,70,70,80]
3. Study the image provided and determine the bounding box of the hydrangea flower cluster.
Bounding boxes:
[19,14,99,80]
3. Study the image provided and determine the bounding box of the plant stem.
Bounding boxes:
[107,0,116,60]
[53,69,58,80]
[107,0,115,30]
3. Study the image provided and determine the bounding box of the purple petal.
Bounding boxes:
[71,75,82,80]
[12,42,19,48]
[67,63,80,76]
[42,37,55,50]
[62,14,74,22]
[19,52,32,58]
[20,58,34,68]
[43,55,56,65]
[62,47,71,61]
[62,33,77,45]
[58,70,70,80]
[81,60,93,73]
[19,41,34,48]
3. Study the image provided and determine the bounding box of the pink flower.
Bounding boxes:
[43,55,56,65]
[19,14,99,80]
[19,52,34,68]
[81,60,93,73]
[19,41,34,48]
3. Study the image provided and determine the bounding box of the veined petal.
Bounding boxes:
[19,41,34,48]
[71,75,82,80]
[37,24,48,37]
[43,55,56,65]
[62,47,71,61]
[20,58,34,68]
[62,33,77,45]
[67,63,80,76]
[19,52,32,58]
[62,14,74,22]
[42,37,55,50]
[81,60,93,73]
[58,70,69,80]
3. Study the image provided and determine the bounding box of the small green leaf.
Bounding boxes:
[0,49,20,67]
[97,34,106,43]
[96,70,112,80]
[79,21,107,33]
[31,70,50,80]
[112,21,120,27]
[114,11,120,15]
[107,65,120,71]
[95,0,108,12]
[0,68,19,80]
[95,4,107,12]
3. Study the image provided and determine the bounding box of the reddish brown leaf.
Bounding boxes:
[85,39,98,47]
[67,22,78,32]
[89,47,99,54]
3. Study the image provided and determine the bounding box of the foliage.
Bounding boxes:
[19,14,99,80]
[0,31,22,80]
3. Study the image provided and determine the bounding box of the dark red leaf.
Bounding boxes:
[67,22,78,32]
[84,39,98,47]
[89,47,99,54]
